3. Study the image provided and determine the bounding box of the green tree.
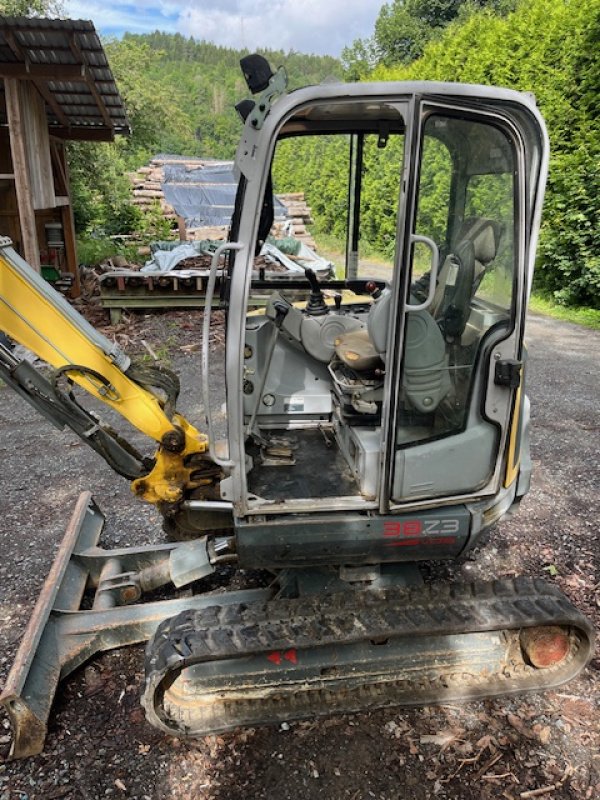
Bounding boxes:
[0,0,63,14]
[104,37,195,165]
[276,0,599,307]
[374,0,600,306]
[374,4,431,65]
[341,37,377,80]
[68,34,342,236]
[344,0,516,73]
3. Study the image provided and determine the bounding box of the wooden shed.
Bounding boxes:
[0,16,129,295]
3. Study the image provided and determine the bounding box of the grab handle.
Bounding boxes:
[202,242,243,468]
[405,234,439,312]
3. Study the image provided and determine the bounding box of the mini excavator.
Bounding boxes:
[0,56,593,758]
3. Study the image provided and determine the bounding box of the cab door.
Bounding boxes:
[383,102,526,508]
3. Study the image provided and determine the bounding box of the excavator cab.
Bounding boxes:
[195,80,544,568]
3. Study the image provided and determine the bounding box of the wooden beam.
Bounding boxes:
[4,78,40,271]
[56,142,80,297]
[69,34,113,130]
[4,30,25,60]
[50,126,115,141]
[33,80,70,127]
[50,139,68,195]
[0,63,85,80]
[83,69,113,128]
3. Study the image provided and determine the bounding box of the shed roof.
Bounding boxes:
[0,16,129,140]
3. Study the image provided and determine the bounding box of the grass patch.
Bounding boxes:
[528,293,600,330]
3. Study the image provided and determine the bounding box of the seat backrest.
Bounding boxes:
[454,217,502,284]
[430,217,502,327]
[366,288,392,357]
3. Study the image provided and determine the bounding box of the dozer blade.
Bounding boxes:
[143,579,594,737]
[0,493,270,759]
[0,492,104,758]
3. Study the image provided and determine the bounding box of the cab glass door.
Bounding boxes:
[390,109,520,503]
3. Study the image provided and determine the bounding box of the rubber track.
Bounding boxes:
[143,577,594,735]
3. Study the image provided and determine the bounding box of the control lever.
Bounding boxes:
[304,268,328,316]
[365,281,382,300]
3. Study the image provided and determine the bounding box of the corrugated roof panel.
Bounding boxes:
[49,80,89,92]
[86,52,107,68]
[54,92,87,103]
[23,48,75,65]
[0,16,130,139]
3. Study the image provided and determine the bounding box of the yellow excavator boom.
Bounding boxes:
[0,238,210,504]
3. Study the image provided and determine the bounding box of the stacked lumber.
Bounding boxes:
[128,156,220,221]
[276,193,314,247]
[128,156,316,248]
[186,225,229,242]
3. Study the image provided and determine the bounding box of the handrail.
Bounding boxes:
[405,234,440,312]
[201,242,243,468]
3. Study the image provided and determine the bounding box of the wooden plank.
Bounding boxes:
[20,82,56,210]
[4,78,40,271]
[33,79,70,127]
[57,142,80,297]
[0,63,85,80]
[49,126,114,142]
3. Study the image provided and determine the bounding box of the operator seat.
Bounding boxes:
[430,217,503,337]
[333,288,451,414]
[332,217,501,414]
[336,217,502,368]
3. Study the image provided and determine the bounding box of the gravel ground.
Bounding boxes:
[0,309,598,800]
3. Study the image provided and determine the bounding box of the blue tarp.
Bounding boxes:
[161,161,286,228]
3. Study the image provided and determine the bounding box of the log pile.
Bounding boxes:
[276,193,314,246]
[128,157,315,248]
[128,156,212,222]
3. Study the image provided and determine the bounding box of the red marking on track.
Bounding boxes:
[283,649,298,664]
[267,651,282,665]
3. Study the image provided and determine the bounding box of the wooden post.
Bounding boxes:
[56,141,80,297]
[4,78,40,271]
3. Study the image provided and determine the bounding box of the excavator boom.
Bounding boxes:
[0,238,212,502]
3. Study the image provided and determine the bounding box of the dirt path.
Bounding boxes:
[0,311,598,800]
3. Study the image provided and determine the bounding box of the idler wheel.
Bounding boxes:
[520,626,570,668]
